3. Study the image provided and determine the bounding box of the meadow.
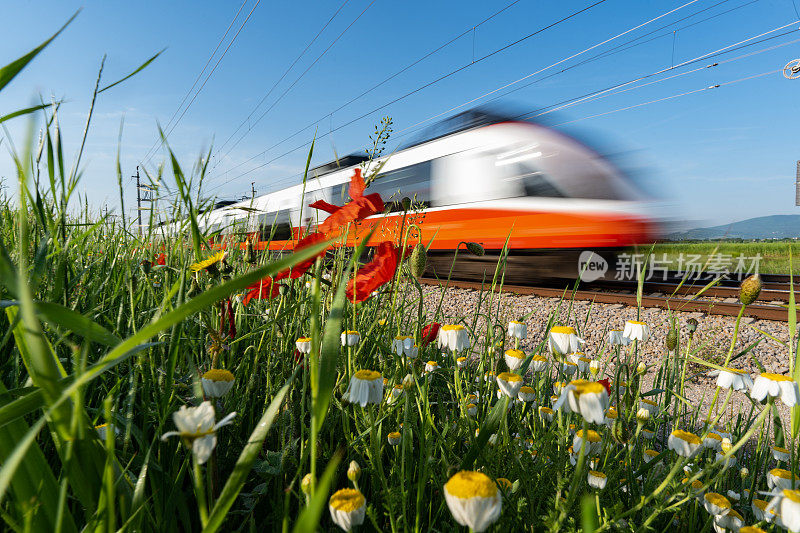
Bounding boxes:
[3,18,800,533]
[651,242,800,276]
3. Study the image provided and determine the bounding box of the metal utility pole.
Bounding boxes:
[251,181,256,199]
[134,166,157,235]
[135,166,142,235]
[796,160,800,207]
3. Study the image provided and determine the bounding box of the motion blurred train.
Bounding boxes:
[180,108,659,282]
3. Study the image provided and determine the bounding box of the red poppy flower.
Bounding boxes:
[421,322,441,346]
[242,278,281,306]
[156,253,166,265]
[598,378,611,395]
[345,241,401,303]
[275,231,329,281]
[309,168,384,235]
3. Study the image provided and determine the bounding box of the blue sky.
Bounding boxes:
[1,0,799,227]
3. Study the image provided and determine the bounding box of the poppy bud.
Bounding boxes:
[686,318,698,336]
[409,244,427,279]
[465,242,485,256]
[739,274,761,305]
[401,197,412,211]
[141,260,152,274]
[244,240,256,264]
[666,328,678,351]
[611,419,628,444]
[279,284,291,297]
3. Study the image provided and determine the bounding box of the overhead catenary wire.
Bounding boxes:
[204,31,799,197]
[205,0,614,185]
[210,0,524,173]
[142,0,262,167]
[140,0,249,164]
[210,0,378,169]
[551,68,781,127]
[205,0,754,194]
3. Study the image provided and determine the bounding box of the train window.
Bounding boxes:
[371,161,432,212]
[259,211,292,241]
[501,162,564,198]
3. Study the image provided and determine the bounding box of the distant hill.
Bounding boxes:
[667,215,800,240]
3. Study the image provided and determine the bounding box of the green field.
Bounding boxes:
[651,241,800,275]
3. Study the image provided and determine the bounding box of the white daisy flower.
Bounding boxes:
[622,320,649,343]
[548,326,584,356]
[161,401,236,464]
[343,370,383,407]
[329,488,366,531]
[443,471,502,532]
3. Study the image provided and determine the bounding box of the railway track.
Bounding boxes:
[419,272,799,322]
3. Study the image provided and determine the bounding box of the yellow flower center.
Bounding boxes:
[706,433,721,441]
[671,430,701,445]
[444,471,498,499]
[344,330,359,335]
[589,471,606,479]
[722,367,745,374]
[497,372,522,383]
[519,386,535,394]
[466,403,476,409]
[575,430,601,443]
[532,355,547,362]
[627,320,647,325]
[551,326,577,334]
[354,369,381,381]
[95,423,108,429]
[644,449,658,457]
[771,468,792,479]
[783,489,800,503]
[426,361,438,367]
[704,492,731,509]
[442,324,465,331]
[572,380,605,396]
[388,431,401,439]
[740,527,767,533]
[641,398,657,406]
[753,499,768,511]
[510,320,523,325]
[395,335,412,341]
[539,407,554,414]
[761,372,793,382]
[329,488,365,512]
[774,446,790,454]
[296,337,311,343]
[203,369,235,382]
[505,349,525,359]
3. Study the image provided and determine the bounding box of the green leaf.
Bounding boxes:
[460,397,510,469]
[99,48,165,93]
[291,452,342,533]
[35,301,122,346]
[0,102,55,126]
[203,367,298,533]
[0,11,78,92]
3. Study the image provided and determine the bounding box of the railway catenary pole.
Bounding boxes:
[134,166,141,236]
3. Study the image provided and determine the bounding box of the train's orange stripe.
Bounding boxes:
[210,208,654,252]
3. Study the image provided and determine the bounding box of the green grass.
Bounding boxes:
[1,16,800,532]
[653,241,800,275]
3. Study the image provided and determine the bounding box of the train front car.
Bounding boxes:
[368,111,659,284]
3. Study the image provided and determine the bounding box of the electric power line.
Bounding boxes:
[204,0,714,193]
[207,29,799,197]
[215,0,353,156]
[142,0,262,167]
[140,0,249,164]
